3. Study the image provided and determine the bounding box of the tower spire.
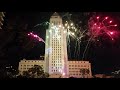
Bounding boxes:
[52,12,60,16]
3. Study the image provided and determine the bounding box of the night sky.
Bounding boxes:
[1,12,120,74]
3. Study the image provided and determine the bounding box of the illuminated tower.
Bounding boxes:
[45,12,68,77]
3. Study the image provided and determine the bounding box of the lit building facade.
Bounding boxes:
[0,12,5,29]
[68,61,92,78]
[18,59,92,78]
[18,12,92,78]
[18,59,45,75]
[45,12,68,77]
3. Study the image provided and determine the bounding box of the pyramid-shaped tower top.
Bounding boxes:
[52,12,60,16]
[50,12,62,26]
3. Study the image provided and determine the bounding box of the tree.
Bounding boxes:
[22,65,49,78]
[23,71,31,78]
[80,68,90,78]
[80,69,86,78]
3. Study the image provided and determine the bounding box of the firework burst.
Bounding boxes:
[82,15,118,60]
[28,32,45,43]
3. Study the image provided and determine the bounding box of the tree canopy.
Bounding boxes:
[22,65,49,78]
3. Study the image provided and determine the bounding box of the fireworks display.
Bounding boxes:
[64,20,87,59]
[82,15,119,60]
[63,13,119,60]
[26,12,120,61]
[28,32,45,43]
[88,16,117,41]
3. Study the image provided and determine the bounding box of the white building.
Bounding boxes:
[18,12,92,78]
[18,59,45,75]
[68,61,92,78]
[45,12,68,77]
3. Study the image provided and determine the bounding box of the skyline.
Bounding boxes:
[1,12,120,74]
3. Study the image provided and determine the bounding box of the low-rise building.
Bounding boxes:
[68,61,92,78]
[94,74,113,78]
[18,59,92,78]
[18,59,45,75]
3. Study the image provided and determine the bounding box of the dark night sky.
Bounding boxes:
[1,12,120,74]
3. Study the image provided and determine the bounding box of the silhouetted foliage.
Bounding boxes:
[22,65,49,78]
